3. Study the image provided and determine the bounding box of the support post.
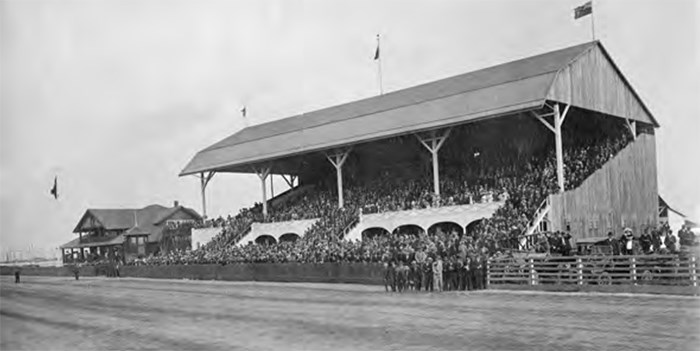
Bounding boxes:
[254,166,271,217]
[631,257,637,285]
[326,149,351,208]
[553,104,565,193]
[197,171,215,219]
[416,128,451,197]
[577,257,583,285]
[691,256,697,287]
[529,258,535,285]
[532,104,569,193]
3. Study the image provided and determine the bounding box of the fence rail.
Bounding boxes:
[487,254,698,289]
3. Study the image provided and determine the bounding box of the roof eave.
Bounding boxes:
[178,101,545,176]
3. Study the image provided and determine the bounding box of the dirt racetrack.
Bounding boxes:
[1,276,698,351]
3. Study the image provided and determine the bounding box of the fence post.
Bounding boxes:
[691,256,697,288]
[631,257,637,285]
[577,257,583,285]
[486,258,491,288]
[529,258,535,285]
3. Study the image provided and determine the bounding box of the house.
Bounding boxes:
[60,201,201,263]
[659,195,698,236]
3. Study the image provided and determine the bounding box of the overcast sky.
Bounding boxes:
[1,0,698,255]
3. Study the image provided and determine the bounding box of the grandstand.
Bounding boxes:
[180,40,659,258]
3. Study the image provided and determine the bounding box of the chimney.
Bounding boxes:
[173,200,179,208]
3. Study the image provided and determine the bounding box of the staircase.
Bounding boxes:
[518,198,551,250]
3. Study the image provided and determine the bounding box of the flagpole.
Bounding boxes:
[376,34,384,95]
[591,0,596,40]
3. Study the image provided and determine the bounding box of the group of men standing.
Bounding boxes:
[383,254,487,293]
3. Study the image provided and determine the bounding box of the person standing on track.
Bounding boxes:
[72,265,80,280]
[464,257,473,291]
[423,257,433,292]
[383,261,394,292]
[474,256,483,290]
[14,268,20,284]
[433,256,443,292]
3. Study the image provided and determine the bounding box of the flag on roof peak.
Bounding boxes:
[574,1,593,19]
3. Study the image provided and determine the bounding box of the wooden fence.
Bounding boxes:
[488,254,699,295]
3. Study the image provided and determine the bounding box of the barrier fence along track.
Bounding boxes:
[487,254,699,290]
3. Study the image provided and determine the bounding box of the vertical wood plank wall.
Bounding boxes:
[548,46,654,126]
[549,133,658,239]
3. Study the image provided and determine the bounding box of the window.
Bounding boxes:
[137,236,146,255]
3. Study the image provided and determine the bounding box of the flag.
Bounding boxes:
[241,106,247,118]
[374,35,380,60]
[574,1,592,19]
[50,176,58,199]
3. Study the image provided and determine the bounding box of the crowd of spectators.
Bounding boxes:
[130,220,495,267]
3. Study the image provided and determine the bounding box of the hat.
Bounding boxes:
[624,227,632,234]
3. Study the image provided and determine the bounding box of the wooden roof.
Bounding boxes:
[181,41,659,176]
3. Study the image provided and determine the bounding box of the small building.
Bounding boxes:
[659,196,698,236]
[60,202,201,263]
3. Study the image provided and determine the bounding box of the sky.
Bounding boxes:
[1,0,698,256]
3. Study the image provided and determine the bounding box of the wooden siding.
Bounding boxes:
[548,133,658,239]
[548,46,655,125]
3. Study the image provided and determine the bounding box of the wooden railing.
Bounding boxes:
[488,254,698,287]
[227,224,253,246]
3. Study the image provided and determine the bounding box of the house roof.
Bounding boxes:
[180,41,659,176]
[71,204,202,244]
[659,195,686,218]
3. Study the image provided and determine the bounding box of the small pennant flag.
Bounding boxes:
[373,35,380,60]
[574,1,592,19]
[50,176,58,199]
[241,106,247,118]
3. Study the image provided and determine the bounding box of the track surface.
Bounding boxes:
[1,276,698,351]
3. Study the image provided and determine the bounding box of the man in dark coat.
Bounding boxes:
[14,268,20,284]
[72,265,80,280]
[606,232,620,255]
[423,258,433,292]
[474,256,484,290]
[384,262,395,292]
[639,230,653,254]
[464,257,473,291]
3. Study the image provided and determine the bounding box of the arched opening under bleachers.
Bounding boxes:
[465,219,484,237]
[279,233,300,243]
[392,224,425,236]
[361,227,390,240]
[428,221,464,237]
[255,235,277,245]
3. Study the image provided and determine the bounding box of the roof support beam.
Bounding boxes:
[559,104,571,125]
[196,171,216,219]
[416,128,451,197]
[531,111,556,133]
[281,174,297,189]
[626,119,637,140]
[532,103,570,193]
[254,166,271,217]
[326,148,351,208]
